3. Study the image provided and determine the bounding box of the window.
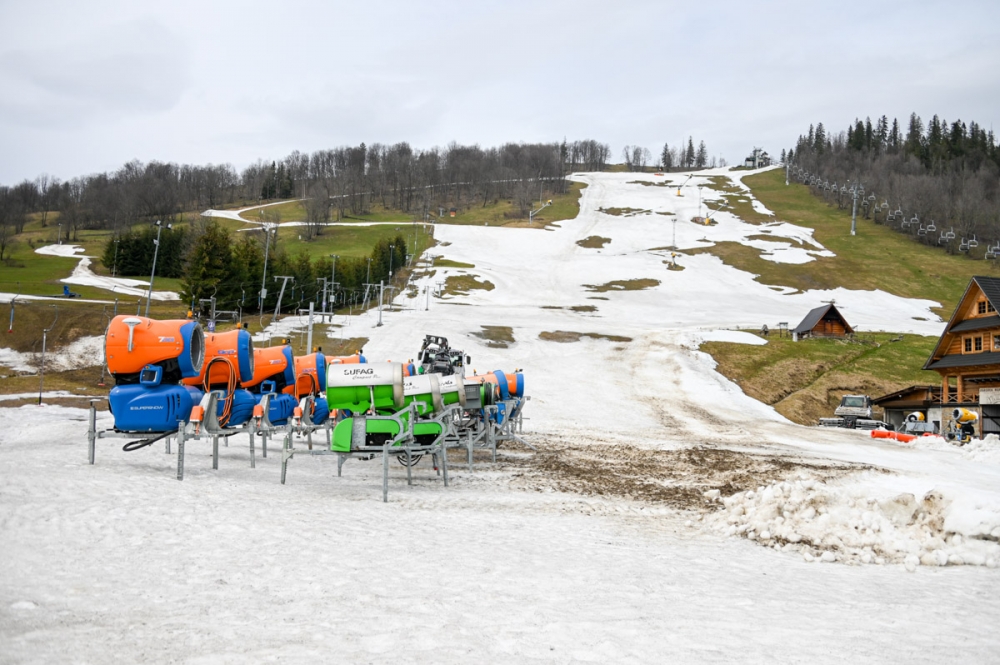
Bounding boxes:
[979,301,987,314]
[965,338,973,352]
[976,337,983,351]
[993,334,1000,350]
[990,302,996,313]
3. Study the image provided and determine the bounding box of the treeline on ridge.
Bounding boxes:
[787,114,1000,253]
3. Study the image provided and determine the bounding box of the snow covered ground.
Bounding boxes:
[3,167,999,663]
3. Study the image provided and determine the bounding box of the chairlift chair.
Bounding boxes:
[986,242,1000,260]
[959,238,970,253]
[969,234,979,249]
[917,224,927,237]
[926,220,937,232]
[945,226,956,241]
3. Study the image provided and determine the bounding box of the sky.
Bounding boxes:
[0,0,998,185]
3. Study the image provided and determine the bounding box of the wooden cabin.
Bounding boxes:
[792,304,853,339]
[924,276,1000,417]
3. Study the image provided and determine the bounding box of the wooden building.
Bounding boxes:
[792,303,853,340]
[871,385,943,430]
[923,276,1000,434]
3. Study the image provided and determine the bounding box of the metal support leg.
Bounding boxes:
[382,443,390,503]
[280,433,292,485]
[249,429,256,469]
[441,444,449,487]
[337,453,345,477]
[176,428,186,481]
[212,435,219,470]
[307,430,313,451]
[262,432,268,458]
[87,404,97,465]
[165,434,171,455]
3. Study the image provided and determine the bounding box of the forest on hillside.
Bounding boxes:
[787,114,1000,253]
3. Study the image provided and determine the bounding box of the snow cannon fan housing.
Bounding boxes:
[244,345,296,394]
[105,315,204,384]
[327,362,404,413]
[294,352,327,395]
[182,329,254,387]
[403,373,444,415]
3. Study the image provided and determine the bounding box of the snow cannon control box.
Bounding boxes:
[326,362,404,414]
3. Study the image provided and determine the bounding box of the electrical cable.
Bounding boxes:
[203,356,237,427]
[123,429,177,452]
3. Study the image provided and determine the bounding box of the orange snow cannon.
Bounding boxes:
[181,329,255,387]
[105,315,204,380]
[244,345,296,394]
[327,352,366,365]
[294,352,327,396]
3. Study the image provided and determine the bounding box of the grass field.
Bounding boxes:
[702,331,940,426]
[696,168,998,317]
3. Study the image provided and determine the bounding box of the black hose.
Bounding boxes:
[123,429,178,452]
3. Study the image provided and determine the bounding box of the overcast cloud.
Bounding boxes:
[0,0,997,184]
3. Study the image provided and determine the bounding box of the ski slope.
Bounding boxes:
[2,167,999,663]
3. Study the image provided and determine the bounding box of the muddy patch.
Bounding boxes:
[503,439,872,510]
[539,331,631,343]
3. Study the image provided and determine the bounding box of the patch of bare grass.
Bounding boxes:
[599,207,650,217]
[443,274,495,296]
[538,331,632,343]
[472,325,515,348]
[583,278,659,293]
[576,236,611,249]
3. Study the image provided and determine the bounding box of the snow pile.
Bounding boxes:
[963,435,1000,465]
[705,476,1000,569]
[31,244,180,301]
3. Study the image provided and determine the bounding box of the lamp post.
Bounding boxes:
[389,244,395,278]
[329,254,339,320]
[145,220,172,317]
[57,222,62,245]
[37,306,58,405]
[529,199,552,226]
[112,238,120,277]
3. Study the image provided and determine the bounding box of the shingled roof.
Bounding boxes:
[924,276,1000,369]
[793,303,852,335]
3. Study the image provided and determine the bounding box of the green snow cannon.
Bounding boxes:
[438,374,467,408]
[403,373,444,416]
[326,362,404,414]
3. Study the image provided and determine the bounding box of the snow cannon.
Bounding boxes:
[245,345,296,394]
[294,352,329,424]
[952,408,978,424]
[294,352,327,395]
[905,411,926,423]
[181,329,256,427]
[328,352,366,365]
[403,373,444,416]
[244,345,297,426]
[326,362,404,414]
[438,375,467,408]
[105,316,206,432]
[105,315,204,382]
